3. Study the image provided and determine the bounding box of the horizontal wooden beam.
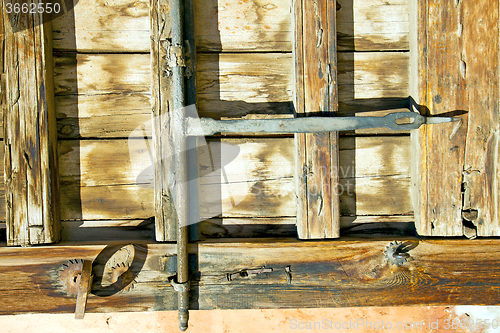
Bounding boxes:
[1,238,500,314]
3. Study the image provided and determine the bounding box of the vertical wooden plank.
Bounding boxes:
[294,0,339,239]
[0,4,4,222]
[151,0,176,241]
[410,0,467,236]
[3,4,60,245]
[460,0,500,236]
[409,0,427,236]
[411,0,500,237]
[0,141,4,221]
[0,5,4,141]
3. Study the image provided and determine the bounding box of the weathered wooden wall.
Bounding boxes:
[49,51,409,139]
[0,0,411,241]
[51,0,408,53]
[56,136,413,239]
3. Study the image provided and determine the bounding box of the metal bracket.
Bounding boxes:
[384,241,412,266]
[160,40,190,76]
[75,260,93,319]
[169,276,190,292]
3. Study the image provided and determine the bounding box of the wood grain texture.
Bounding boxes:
[54,52,408,138]
[337,0,409,51]
[52,0,150,52]
[53,54,151,96]
[58,216,414,240]
[410,0,499,237]
[51,0,409,53]
[294,0,340,239]
[58,139,153,220]
[194,0,291,52]
[338,52,408,101]
[195,53,293,119]
[409,0,465,236]
[150,0,176,241]
[1,239,500,313]
[3,12,60,245]
[53,53,151,139]
[460,0,500,236]
[55,94,151,139]
[57,137,411,221]
[0,7,3,141]
[0,8,3,220]
[0,141,4,222]
[204,216,414,238]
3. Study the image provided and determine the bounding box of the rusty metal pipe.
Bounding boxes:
[171,0,189,330]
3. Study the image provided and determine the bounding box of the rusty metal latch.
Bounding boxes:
[185,112,461,136]
[219,267,273,282]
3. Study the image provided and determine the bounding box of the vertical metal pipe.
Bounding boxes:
[171,0,189,330]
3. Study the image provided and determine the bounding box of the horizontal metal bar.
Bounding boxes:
[185,112,459,136]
